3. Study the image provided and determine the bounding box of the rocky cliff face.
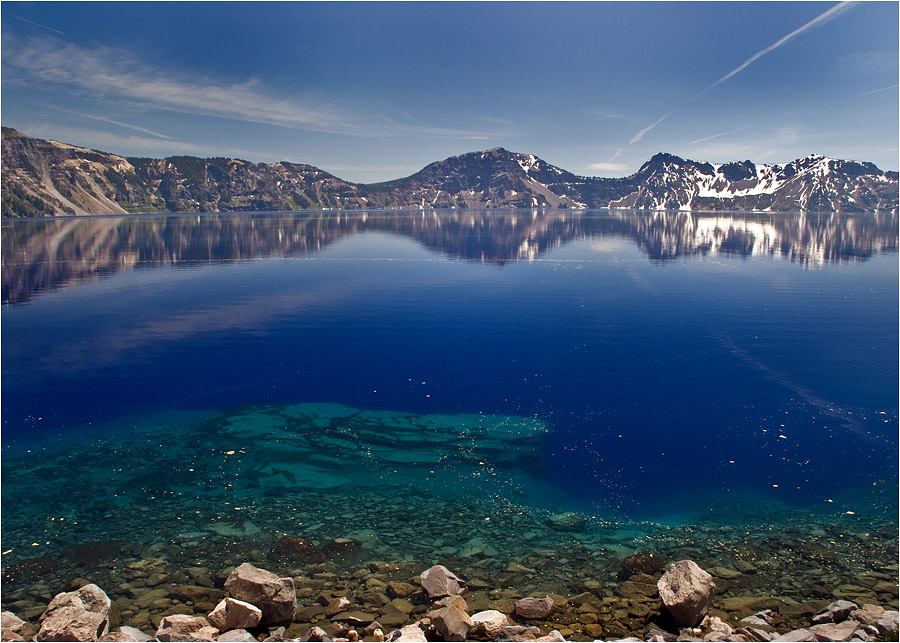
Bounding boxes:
[2,128,897,217]
[1,128,368,217]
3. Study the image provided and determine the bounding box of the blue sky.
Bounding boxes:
[2,1,897,182]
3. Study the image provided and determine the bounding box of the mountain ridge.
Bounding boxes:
[2,127,897,217]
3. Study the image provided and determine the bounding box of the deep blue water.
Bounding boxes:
[2,210,898,525]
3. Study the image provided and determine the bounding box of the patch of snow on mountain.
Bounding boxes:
[517,154,538,174]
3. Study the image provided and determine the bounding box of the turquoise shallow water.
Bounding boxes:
[1,210,897,637]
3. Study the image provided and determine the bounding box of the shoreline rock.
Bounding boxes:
[2,560,897,643]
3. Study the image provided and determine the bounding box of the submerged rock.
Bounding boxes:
[224,562,297,625]
[657,560,716,628]
[620,551,666,578]
[493,625,542,641]
[546,512,586,532]
[322,538,363,563]
[36,583,111,642]
[514,597,557,620]
[267,536,326,565]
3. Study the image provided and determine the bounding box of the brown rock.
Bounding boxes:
[154,614,218,641]
[808,620,861,641]
[419,565,467,601]
[1,612,36,642]
[224,562,297,626]
[36,583,111,642]
[433,604,473,642]
[207,597,263,631]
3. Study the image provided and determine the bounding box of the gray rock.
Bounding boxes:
[36,583,112,642]
[225,562,297,626]
[741,611,780,628]
[154,614,219,641]
[420,565,467,600]
[809,620,862,641]
[771,629,817,642]
[851,605,900,635]
[1,612,36,641]
[535,631,566,642]
[515,596,557,620]
[98,626,155,642]
[433,604,473,642]
[812,601,859,625]
[208,597,263,631]
[657,561,717,628]
[469,610,509,640]
[263,625,287,642]
[875,612,899,636]
[218,629,260,642]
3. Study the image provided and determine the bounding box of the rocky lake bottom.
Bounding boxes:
[1,404,898,640]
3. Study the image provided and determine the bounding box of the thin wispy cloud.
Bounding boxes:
[4,36,357,135]
[690,125,752,145]
[37,103,173,139]
[700,1,858,96]
[628,112,671,145]
[4,36,511,141]
[17,124,207,155]
[588,161,628,172]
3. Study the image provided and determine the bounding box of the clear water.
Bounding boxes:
[1,210,897,633]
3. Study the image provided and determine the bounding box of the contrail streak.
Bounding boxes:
[627,2,857,146]
[3,12,65,34]
[690,125,752,145]
[700,1,857,96]
[856,84,898,97]
[628,112,671,145]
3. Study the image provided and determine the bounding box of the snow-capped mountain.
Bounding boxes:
[2,128,896,217]
[609,152,898,212]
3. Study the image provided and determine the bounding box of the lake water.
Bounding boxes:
[1,210,897,636]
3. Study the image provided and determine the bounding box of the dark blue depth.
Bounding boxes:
[2,212,897,520]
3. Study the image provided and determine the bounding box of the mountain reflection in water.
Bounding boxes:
[2,210,897,304]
